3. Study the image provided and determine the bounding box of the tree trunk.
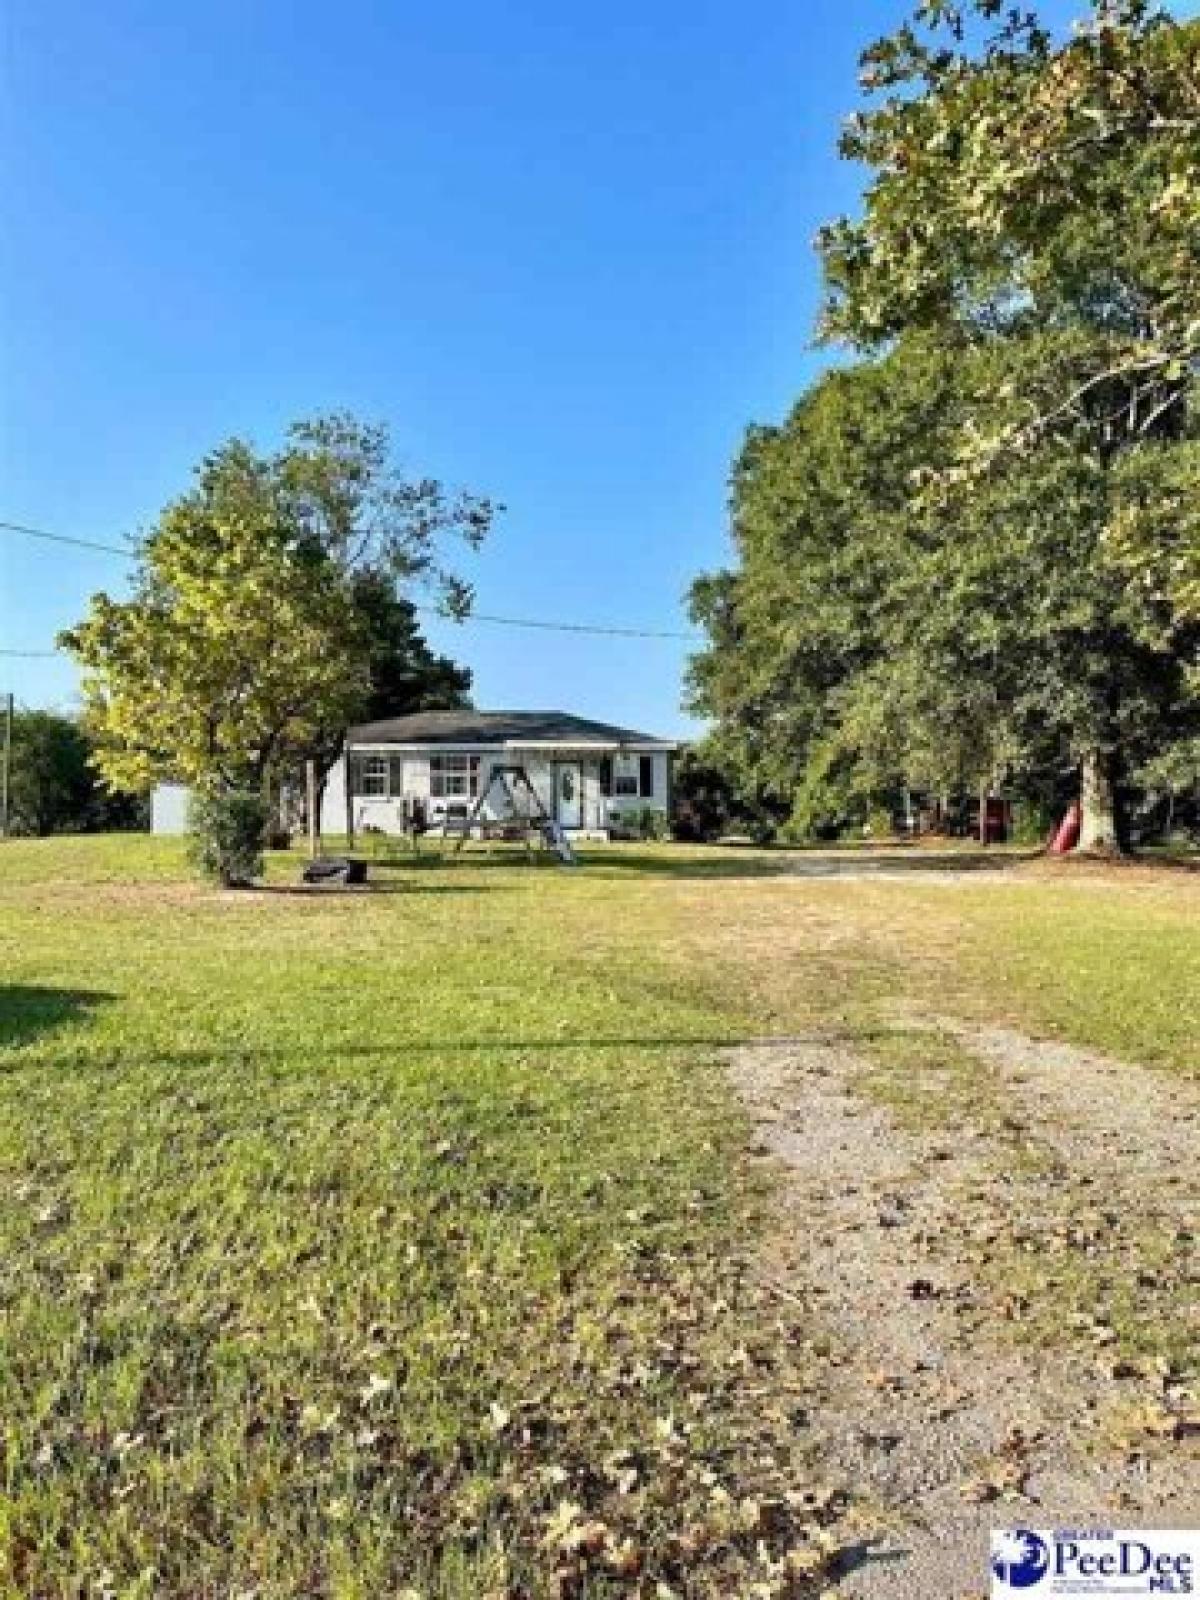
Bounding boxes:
[1076,749,1125,853]
[306,760,319,860]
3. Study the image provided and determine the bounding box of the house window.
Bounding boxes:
[361,756,389,797]
[351,753,404,798]
[639,755,654,798]
[614,755,639,796]
[430,754,480,799]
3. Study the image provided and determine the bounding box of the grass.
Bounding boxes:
[0,838,834,1599]
[660,851,1200,1075]
[1,834,1197,1595]
[943,873,1200,1070]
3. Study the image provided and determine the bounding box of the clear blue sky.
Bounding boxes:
[0,0,1082,736]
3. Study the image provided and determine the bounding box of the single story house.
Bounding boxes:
[150,710,677,839]
[328,709,677,838]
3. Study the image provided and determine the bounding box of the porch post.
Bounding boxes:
[344,740,354,846]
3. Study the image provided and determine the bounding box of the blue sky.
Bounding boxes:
[1,0,1083,736]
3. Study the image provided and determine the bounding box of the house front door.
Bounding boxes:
[555,762,583,828]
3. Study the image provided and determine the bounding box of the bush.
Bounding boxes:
[3,708,148,837]
[779,809,843,845]
[187,787,268,886]
[637,806,669,841]
[1009,799,1054,846]
[670,749,741,842]
[863,804,894,840]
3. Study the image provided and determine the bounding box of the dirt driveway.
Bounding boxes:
[728,1022,1200,1596]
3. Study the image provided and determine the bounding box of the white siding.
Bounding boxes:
[601,752,668,828]
[323,756,348,832]
[333,745,672,836]
[408,757,431,799]
[325,753,419,834]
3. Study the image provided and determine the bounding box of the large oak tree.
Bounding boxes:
[688,335,1200,842]
[816,0,1200,843]
[691,1,1200,848]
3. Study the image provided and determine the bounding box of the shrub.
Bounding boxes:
[863,804,894,840]
[637,806,669,841]
[779,809,843,845]
[1009,799,1054,846]
[187,787,268,886]
[671,753,733,842]
[3,708,149,836]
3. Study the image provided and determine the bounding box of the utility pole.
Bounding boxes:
[1,692,12,838]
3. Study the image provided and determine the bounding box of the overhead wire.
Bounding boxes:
[0,517,702,647]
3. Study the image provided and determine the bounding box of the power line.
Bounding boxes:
[0,519,136,558]
[442,610,697,640]
[0,516,703,642]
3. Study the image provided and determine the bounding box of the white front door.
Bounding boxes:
[556,762,583,828]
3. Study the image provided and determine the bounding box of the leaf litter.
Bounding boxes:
[727,1026,1200,1598]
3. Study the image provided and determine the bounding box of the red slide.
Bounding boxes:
[1048,800,1081,855]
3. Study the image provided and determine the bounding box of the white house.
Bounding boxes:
[327,709,676,838]
[149,710,677,839]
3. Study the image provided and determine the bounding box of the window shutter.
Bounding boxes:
[639,755,654,798]
[599,756,613,797]
[347,753,363,795]
[388,755,404,798]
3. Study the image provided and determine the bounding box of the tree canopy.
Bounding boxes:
[820,1,1200,637]
[2,710,146,837]
[689,331,1200,841]
[62,416,490,797]
[350,568,472,725]
[822,2,1199,371]
[690,1,1200,847]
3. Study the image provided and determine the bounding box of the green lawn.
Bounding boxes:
[658,851,1200,1077]
[0,838,826,1599]
[1,835,1197,1597]
[944,873,1200,1071]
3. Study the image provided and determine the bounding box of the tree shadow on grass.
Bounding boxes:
[0,986,112,1049]
[244,881,512,898]
[403,848,1039,881]
[108,1029,893,1071]
[369,850,797,881]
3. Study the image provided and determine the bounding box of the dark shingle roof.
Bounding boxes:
[348,710,674,747]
